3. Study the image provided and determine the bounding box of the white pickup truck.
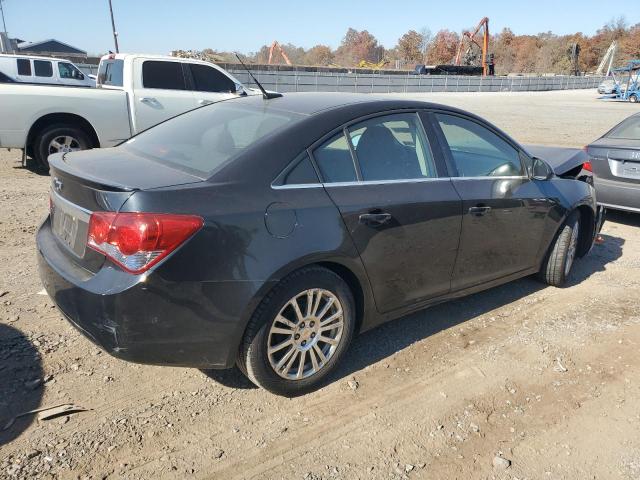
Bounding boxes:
[0,53,252,168]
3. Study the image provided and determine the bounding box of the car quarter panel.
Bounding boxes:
[116,180,373,366]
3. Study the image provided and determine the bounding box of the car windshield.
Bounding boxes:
[607,115,640,140]
[122,101,305,177]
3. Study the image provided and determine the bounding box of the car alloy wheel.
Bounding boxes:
[267,288,344,380]
[48,135,82,155]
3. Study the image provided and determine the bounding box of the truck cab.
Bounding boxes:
[97,54,248,133]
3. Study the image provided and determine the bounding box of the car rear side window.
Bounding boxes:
[280,154,319,185]
[17,58,31,76]
[142,61,187,90]
[98,59,124,87]
[122,103,304,177]
[436,113,522,177]
[34,60,53,77]
[189,64,236,93]
[348,113,436,181]
[313,133,358,183]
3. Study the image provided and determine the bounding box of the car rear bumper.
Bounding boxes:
[37,216,267,369]
[595,178,640,212]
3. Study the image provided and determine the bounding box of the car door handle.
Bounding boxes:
[197,99,214,106]
[468,206,492,216]
[139,97,157,104]
[359,212,392,227]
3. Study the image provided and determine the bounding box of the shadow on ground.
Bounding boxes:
[13,157,49,177]
[204,230,625,393]
[0,324,44,446]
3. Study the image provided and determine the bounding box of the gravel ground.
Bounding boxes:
[1,89,640,480]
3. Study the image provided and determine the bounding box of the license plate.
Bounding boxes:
[50,192,90,257]
[53,208,79,249]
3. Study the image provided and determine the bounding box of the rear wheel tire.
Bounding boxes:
[630,94,638,104]
[33,124,92,170]
[237,266,356,396]
[538,212,581,287]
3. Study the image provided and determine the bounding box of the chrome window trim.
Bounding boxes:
[270,175,531,190]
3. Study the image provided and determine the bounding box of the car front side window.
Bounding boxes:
[435,113,523,177]
[189,64,236,93]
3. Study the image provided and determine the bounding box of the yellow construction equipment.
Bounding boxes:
[455,17,490,76]
[357,59,390,71]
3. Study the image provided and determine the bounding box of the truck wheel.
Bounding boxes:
[238,266,356,396]
[33,124,92,170]
[538,212,581,287]
[630,94,638,104]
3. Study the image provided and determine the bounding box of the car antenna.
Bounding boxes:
[234,53,283,100]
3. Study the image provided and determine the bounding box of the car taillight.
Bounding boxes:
[583,161,593,172]
[87,212,203,274]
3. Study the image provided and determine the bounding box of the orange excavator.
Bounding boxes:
[454,17,491,76]
[268,41,292,66]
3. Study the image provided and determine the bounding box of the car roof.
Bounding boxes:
[0,53,70,62]
[229,92,458,116]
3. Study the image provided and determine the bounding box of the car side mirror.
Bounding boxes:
[532,157,553,180]
[235,83,247,96]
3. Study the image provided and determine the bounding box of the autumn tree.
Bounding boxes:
[396,30,425,64]
[426,29,459,64]
[334,28,385,66]
[304,45,334,66]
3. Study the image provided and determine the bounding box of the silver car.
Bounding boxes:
[586,113,640,213]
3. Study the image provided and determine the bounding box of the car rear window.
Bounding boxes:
[607,115,640,140]
[121,102,305,177]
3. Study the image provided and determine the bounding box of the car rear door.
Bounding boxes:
[312,111,462,314]
[429,111,551,290]
[131,58,198,133]
[185,62,239,107]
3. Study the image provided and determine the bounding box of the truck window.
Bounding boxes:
[17,58,31,76]
[189,64,236,93]
[58,62,83,80]
[34,60,53,77]
[97,59,124,87]
[142,61,187,90]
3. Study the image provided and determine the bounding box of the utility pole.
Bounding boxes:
[108,0,119,53]
[0,0,8,35]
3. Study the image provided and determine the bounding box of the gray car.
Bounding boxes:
[586,113,640,213]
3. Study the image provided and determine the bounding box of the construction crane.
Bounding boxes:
[454,17,490,76]
[596,41,618,76]
[268,41,292,66]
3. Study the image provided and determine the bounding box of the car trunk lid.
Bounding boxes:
[588,138,640,184]
[47,149,204,273]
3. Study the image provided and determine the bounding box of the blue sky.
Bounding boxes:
[3,0,638,55]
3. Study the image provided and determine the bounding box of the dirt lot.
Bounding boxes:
[1,89,640,480]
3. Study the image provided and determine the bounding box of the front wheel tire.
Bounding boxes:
[238,267,356,396]
[539,212,580,287]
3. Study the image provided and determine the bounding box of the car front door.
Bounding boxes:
[430,112,551,290]
[132,59,198,133]
[312,112,462,314]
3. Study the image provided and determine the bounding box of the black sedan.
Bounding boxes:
[585,112,640,213]
[37,93,597,396]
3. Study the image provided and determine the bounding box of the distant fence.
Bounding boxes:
[226,69,606,94]
[76,62,605,93]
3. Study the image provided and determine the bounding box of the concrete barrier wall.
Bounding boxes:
[226,69,606,94]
